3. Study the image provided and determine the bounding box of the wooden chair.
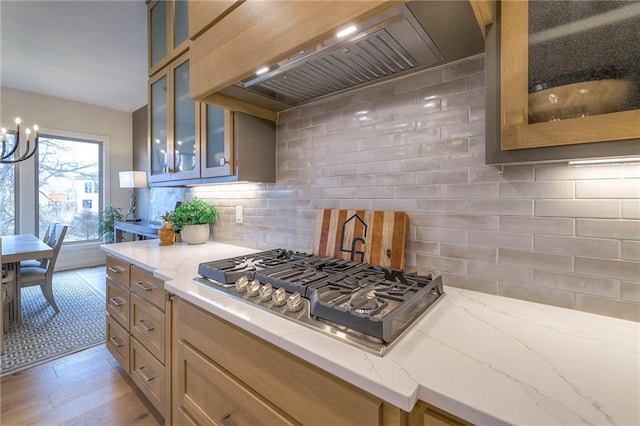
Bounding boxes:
[1,238,16,353]
[19,225,68,313]
[20,223,54,269]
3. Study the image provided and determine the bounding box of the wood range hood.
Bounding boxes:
[214,1,486,113]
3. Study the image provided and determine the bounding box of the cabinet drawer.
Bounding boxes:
[131,265,165,309]
[174,298,382,425]
[106,313,130,373]
[131,293,165,363]
[131,338,165,416]
[106,255,130,287]
[174,340,298,425]
[106,278,130,329]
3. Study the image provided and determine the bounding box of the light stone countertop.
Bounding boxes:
[101,240,640,425]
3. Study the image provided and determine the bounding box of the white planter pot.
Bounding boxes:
[180,224,210,245]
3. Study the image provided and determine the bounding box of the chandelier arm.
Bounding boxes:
[0,137,39,164]
[1,132,20,160]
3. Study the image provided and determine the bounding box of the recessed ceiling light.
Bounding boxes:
[256,66,269,76]
[336,25,357,38]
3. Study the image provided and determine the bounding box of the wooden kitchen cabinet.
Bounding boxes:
[148,51,200,183]
[172,296,467,425]
[148,0,190,76]
[173,297,392,425]
[498,0,640,150]
[104,255,169,419]
[189,1,398,101]
[188,0,243,40]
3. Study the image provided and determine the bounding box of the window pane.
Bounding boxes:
[38,136,102,242]
[0,134,16,235]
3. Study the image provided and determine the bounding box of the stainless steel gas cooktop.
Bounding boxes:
[194,249,444,356]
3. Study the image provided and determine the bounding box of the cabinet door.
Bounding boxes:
[500,0,640,150]
[148,52,200,183]
[149,0,191,76]
[200,105,233,178]
[173,340,298,425]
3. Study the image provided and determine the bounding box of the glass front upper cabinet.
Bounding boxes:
[500,0,640,150]
[148,52,199,182]
[201,105,233,178]
[148,0,190,76]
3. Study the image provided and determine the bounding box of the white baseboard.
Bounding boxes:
[56,242,106,271]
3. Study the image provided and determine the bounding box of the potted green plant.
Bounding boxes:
[98,204,124,244]
[172,198,218,244]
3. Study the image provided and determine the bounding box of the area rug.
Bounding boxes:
[1,271,106,376]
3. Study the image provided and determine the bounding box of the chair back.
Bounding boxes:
[42,224,68,272]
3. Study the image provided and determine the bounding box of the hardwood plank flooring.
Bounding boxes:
[1,266,163,425]
[1,344,163,425]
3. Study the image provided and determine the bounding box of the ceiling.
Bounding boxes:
[1,0,148,113]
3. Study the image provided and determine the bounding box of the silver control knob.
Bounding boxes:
[272,287,287,306]
[247,279,260,297]
[259,283,273,301]
[235,276,249,293]
[286,292,303,312]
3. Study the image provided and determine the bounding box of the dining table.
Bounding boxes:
[1,234,54,323]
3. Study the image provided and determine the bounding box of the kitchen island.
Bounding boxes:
[102,239,639,425]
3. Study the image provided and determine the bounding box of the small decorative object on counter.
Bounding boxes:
[173,198,218,245]
[158,211,175,246]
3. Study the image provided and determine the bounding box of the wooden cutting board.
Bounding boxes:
[313,209,409,270]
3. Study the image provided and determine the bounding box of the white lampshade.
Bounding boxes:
[119,171,147,188]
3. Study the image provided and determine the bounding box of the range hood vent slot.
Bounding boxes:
[236,5,445,106]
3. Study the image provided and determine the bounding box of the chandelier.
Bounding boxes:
[1,117,39,164]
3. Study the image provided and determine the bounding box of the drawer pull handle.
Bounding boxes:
[108,266,124,273]
[136,366,155,382]
[135,281,155,292]
[137,319,155,332]
[220,413,234,426]
[109,336,124,348]
[109,297,126,307]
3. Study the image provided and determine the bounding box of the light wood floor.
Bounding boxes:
[1,267,163,425]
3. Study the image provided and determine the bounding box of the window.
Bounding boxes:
[0,134,16,235]
[38,135,103,242]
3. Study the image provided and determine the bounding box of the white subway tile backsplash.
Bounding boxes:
[577,219,640,240]
[498,181,573,199]
[499,249,573,273]
[535,200,621,218]
[441,182,497,199]
[622,200,640,219]
[468,230,532,250]
[468,261,532,285]
[441,244,497,263]
[576,179,640,199]
[574,294,640,322]
[468,199,533,216]
[622,241,640,261]
[534,235,619,259]
[498,282,574,309]
[533,270,620,298]
[575,257,640,282]
[193,55,639,322]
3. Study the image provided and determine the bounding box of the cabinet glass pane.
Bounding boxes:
[151,76,168,175]
[174,61,196,173]
[206,106,226,169]
[150,0,167,67]
[174,0,189,48]
[527,1,640,123]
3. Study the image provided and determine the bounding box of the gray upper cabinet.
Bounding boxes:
[485,0,640,164]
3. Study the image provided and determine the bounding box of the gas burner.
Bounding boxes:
[350,296,386,315]
[195,249,445,356]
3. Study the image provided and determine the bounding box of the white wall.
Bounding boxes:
[0,86,134,269]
